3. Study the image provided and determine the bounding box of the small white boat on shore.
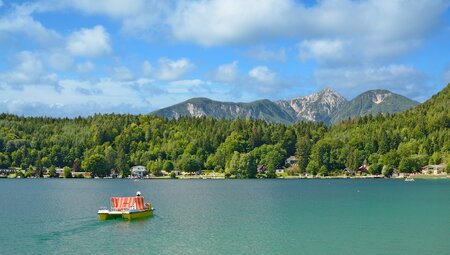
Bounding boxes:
[405,177,415,182]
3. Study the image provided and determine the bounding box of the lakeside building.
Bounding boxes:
[55,168,64,177]
[72,171,91,178]
[0,169,15,177]
[285,156,298,166]
[257,165,267,174]
[131,166,147,178]
[159,170,181,176]
[421,165,446,175]
[358,165,369,173]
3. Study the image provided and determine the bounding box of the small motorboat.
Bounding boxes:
[404,177,415,182]
[98,191,154,220]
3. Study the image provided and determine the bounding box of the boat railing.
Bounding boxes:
[110,206,134,212]
[107,202,151,212]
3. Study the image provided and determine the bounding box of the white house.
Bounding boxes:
[276,169,285,174]
[55,167,64,177]
[131,166,147,178]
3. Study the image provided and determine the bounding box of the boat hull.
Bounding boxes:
[122,209,153,220]
[98,212,122,220]
[98,209,153,220]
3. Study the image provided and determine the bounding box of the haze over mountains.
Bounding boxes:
[153,88,419,124]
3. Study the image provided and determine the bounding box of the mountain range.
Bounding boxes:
[152,88,419,125]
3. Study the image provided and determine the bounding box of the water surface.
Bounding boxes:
[0,179,449,254]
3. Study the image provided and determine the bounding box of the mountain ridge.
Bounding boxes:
[276,88,347,123]
[152,88,419,125]
[330,89,419,123]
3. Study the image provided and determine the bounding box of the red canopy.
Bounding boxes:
[111,196,145,210]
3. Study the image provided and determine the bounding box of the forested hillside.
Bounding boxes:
[305,84,450,176]
[0,113,325,177]
[0,84,449,178]
[330,89,419,123]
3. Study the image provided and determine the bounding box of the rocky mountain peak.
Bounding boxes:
[275,88,347,122]
[153,88,418,125]
[359,90,393,105]
[320,87,338,95]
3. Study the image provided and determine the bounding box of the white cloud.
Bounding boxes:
[169,0,447,65]
[247,46,286,62]
[0,51,59,88]
[0,74,171,117]
[66,25,112,57]
[0,99,154,117]
[44,50,74,71]
[61,0,170,36]
[298,39,346,64]
[213,61,239,82]
[246,65,287,94]
[248,66,277,84]
[66,0,146,17]
[76,61,95,73]
[313,65,427,100]
[111,66,133,81]
[135,78,155,87]
[5,0,445,67]
[14,51,44,75]
[151,58,194,81]
[170,0,297,46]
[142,60,153,76]
[166,79,213,95]
[169,79,207,87]
[0,4,62,45]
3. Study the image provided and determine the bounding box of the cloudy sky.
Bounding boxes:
[0,0,449,117]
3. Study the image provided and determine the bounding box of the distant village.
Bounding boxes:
[0,155,448,179]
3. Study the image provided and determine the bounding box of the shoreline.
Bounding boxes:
[2,174,448,180]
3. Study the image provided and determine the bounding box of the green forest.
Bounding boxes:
[1,84,449,178]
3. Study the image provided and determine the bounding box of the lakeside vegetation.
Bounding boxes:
[0,84,449,178]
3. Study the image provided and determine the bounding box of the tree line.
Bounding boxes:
[0,84,449,178]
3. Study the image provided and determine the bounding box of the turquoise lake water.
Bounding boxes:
[0,179,449,255]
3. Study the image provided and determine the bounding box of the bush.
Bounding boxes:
[265,170,277,178]
[25,166,34,178]
[398,157,420,173]
[214,165,223,172]
[369,163,382,175]
[48,166,58,178]
[170,172,177,179]
[382,165,394,177]
[163,161,174,172]
[306,161,319,175]
[285,165,299,175]
[318,165,328,176]
[64,166,72,178]
[16,170,24,178]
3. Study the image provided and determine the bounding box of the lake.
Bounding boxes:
[0,179,449,255]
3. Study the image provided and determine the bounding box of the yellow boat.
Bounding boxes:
[98,192,154,220]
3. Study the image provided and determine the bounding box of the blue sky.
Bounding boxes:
[0,0,449,117]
